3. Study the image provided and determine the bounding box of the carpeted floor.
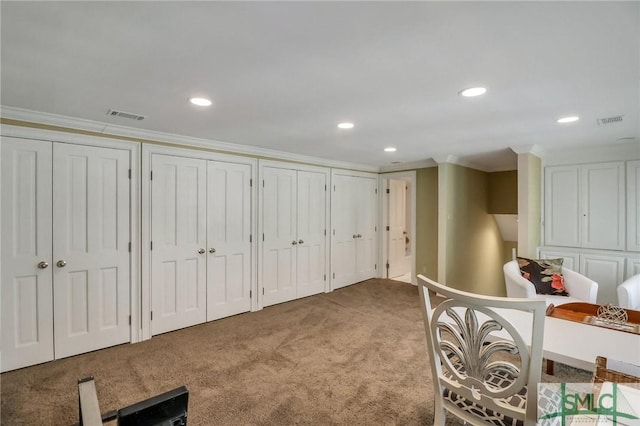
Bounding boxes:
[1,279,591,425]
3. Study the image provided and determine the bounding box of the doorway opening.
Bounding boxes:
[381,172,416,285]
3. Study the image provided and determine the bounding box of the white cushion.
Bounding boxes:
[617,274,640,310]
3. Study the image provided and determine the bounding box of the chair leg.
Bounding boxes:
[545,359,555,375]
[433,409,446,425]
[433,400,446,425]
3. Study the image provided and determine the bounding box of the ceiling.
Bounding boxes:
[1,2,638,171]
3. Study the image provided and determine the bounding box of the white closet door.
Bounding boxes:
[331,174,358,289]
[207,161,252,321]
[151,154,207,335]
[356,176,378,282]
[388,179,407,278]
[580,254,625,305]
[296,170,326,298]
[544,166,580,247]
[261,167,297,306]
[52,143,130,358]
[1,138,54,372]
[628,160,640,252]
[581,162,625,250]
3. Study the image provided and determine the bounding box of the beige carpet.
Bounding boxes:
[1,279,590,425]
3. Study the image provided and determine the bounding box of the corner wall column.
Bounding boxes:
[512,147,543,258]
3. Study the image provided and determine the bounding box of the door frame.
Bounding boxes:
[0,124,141,344]
[257,159,331,310]
[141,144,257,340]
[379,171,417,285]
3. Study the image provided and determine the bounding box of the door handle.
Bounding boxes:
[357,234,362,238]
[56,260,67,268]
[38,261,49,269]
[198,248,206,254]
[298,239,304,244]
[209,248,216,254]
[292,240,298,245]
[353,234,357,239]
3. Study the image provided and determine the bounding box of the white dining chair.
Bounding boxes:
[417,274,546,426]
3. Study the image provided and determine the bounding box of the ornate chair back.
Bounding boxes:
[417,274,546,426]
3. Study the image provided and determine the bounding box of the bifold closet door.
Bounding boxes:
[296,170,326,298]
[261,167,297,306]
[151,154,207,335]
[52,143,131,358]
[1,138,54,372]
[207,161,252,321]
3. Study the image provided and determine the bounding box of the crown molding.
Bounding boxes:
[542,140,640,166]
[510,144,545,158]
[379,159,436,173]
[432,154,459,164]
[481,164,519,173]
[432,154,487,171]
[0,105,379,173]
[1,105,110,133]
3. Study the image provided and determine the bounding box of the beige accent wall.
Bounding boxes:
[517,153,542,257]
[488,170,517,214]
[503,241,518,263]
[488,170,518,265]
[415,167,438,281]
[442,164,507,296]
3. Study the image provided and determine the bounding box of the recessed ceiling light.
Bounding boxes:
[557,116,580,124]
[189,97,212,107]
[337,122,354,129]
[384,147,397,152]
[459,87,487,97]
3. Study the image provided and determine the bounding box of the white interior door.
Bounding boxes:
[296,170,326,298]
[1,137,54,372]
[52,143,131,358]
[207,161,252,320]
[261,167,297,306]
[151,154,207,335]
[388,179,407,278]
[331,174,358,289]
[355,176,378,282]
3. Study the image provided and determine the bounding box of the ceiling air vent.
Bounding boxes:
[107,109,145,121]
[597,115,623,126]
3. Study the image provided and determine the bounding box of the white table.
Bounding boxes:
[442,306,640,372]
[492,308,640,372]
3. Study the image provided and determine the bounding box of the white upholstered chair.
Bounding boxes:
[617,274,640,310]
[503,260,598,306]
[417,274,546,426]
